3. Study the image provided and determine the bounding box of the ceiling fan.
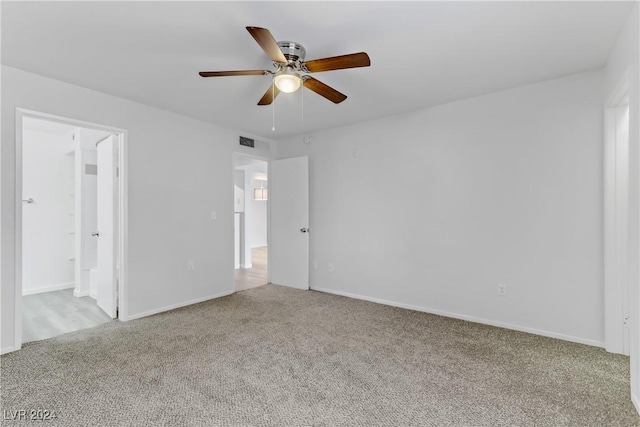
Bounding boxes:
[199,27,371,105]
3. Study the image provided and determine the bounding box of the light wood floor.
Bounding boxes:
[235,246,268,292]
[22,289,113,343]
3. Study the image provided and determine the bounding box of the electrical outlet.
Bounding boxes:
[188,261,195,271]
[497,283,507,297]
[328,263,334,272]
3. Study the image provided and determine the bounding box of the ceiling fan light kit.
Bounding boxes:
[273,67,301,93]
[199,26,370,106]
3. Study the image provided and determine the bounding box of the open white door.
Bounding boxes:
[96,135,118,318]
[270,156,309,289]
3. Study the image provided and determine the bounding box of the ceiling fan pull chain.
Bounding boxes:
[272,83,276,131]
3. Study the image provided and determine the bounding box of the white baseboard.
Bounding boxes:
[123,289,235,321]
[633,393,640,415]
[22,282,74,296]
[1,345,18,355]
[73,289,90,298]
[311,287,605,348]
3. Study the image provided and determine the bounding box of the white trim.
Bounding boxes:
[240,263,252,269]
[73,289,90,298]
[14,108,129,352]
[311,287,605,348]
[118,131,129,322]
[14,111,24,350]
[267,161,271,285]
[1,346,18,355]
[124,290,234,321]
[22,282,74,296]
[604,71,632,355]
[632,393,639,415]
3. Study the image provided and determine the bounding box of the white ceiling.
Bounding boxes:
[2,1,633,139]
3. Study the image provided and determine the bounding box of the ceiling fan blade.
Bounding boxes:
[199,70,268,77]
[246,26,287,64]
[303,77,347,104]
[258,84,280,105]
[302,52,370,73]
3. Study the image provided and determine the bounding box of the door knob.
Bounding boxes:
[300,228,308,233]
[92,232,100,237]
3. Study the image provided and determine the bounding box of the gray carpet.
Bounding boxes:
[1,284,638,426]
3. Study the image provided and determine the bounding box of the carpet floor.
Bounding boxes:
[1,285,638,426]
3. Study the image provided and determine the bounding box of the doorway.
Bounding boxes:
[15,109,127,346]
[233,153,269,292]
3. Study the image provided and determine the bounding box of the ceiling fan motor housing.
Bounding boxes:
[277,41,306,63]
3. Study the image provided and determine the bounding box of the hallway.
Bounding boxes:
[235,246,267,292]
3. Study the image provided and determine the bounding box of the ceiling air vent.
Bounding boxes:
[239,136,255,148]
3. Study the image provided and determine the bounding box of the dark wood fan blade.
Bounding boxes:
[199,70,267,77]
[302,52,370,73]
[246,27,287,64]
[258,84,280,105]
[303,77,347,104]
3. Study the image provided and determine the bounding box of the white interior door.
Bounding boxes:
[270,156,309,289]
[96,135,118,318]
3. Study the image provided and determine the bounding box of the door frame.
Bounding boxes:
[14,108,129,350]
[604,69,631,354]
[232,151,271,286]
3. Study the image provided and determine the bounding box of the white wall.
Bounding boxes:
[277,69,605,346]
[21,128,75,294]
[233,169,245,269]
[247,168,268,249]
[233,170,245,213]
[604,3,640,412]
[233,161,268,270]
[1,65,274,353]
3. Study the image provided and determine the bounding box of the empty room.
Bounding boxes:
[1,1,639,426]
